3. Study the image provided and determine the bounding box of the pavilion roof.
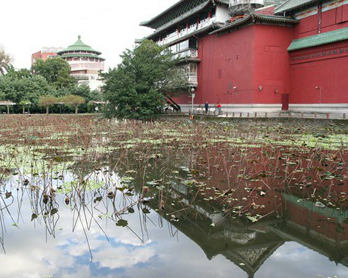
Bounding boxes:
[57,36,102,55]
[140,0,229,29]
[288,27,348,51]
[0,101,16,105]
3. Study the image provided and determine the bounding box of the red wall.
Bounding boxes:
[289,40,348,104]
[294,4,348,39]
[194,25,255,105]
[253,25,294,103]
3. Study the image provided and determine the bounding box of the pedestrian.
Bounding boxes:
[204,101,209,113]
[217,103,222,115]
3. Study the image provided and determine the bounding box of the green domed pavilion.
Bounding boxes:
[58,36,105,90]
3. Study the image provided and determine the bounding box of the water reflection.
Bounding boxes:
[0,138,347,277]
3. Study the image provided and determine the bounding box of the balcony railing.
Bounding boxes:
[229,0,264,6]
[157,17,215,47]
[187,73,198,86]
[173,49,198,60]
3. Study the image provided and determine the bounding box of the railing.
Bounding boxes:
[157,17,215,46]
[173,49,198,59]
[70,63,104,70]
[229,0,264,6]
[187,73,198,86]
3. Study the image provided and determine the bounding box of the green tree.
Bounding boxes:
[38,95,58,114]
[0,47,12,75]
[59,94,85,114]
[0,68,55,113]
[19,100,31,114]
[32,57,76,88]
[102,40,187,120]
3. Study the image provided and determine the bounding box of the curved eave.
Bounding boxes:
[142,2,218,42]
[141,0,229,29]
[141,0,208,28]
[58,49,101,55]
[275,0,320,15]
[61,53,105,61]
[210,14,299,35]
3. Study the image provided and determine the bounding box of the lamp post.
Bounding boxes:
[315,86,322,104]
[190,87,195,114]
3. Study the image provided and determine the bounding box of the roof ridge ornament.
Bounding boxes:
[78,35,81,40]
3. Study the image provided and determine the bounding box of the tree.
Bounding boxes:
[32,57,76,88]
[59,94,85,114]
[102,40,188,120]
[0,47,12,75]
[38,96,58,114]
[19,100,31,114]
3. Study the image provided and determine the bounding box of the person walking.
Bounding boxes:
[204,102,209,113]
[217,103,222,115]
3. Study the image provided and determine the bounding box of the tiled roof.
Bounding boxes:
[275,0,319,14]
[210,13,298,35]
[140,0,229,29]
[58,36,101,55]
[287,27,348,51]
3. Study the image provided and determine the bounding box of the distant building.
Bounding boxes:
[31,47,65,65]
[57,36,105,91]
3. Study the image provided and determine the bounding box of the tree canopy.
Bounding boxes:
[31,57,76,88]
[60,94,85,114]
[0,66,100,114]
[102,40,188,120]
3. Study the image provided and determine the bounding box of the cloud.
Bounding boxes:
[93,246,156,269]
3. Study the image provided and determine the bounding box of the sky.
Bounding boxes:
[0,0,178,70]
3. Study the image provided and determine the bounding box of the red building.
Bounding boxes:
[31,47,65,65]
[140,0,348,113]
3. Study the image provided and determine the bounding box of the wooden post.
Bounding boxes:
[240,112,242,118]
[326,113,330,119]
[6,105,9,114]
[232,112,235,117]
[314,112,317,118]
[247,112,250,118]
[265,112,268,118]
[343,113,346,119]
[301,112,304,118]
[254,112,257,118]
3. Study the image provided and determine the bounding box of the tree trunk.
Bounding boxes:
[46,106,49,115]
[22,107,25,114]
[75,105,78,114]
[7,105,9,114]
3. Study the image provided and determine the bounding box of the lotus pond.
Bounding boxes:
[0,114,348,278]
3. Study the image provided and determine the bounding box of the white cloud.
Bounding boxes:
[93,246,156,269]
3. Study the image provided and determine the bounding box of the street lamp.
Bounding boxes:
[315,86,322,104]
[190,87,195,114]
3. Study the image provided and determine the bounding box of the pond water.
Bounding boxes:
[0,116,348,278]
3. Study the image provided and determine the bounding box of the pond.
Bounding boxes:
[0,115,348,278]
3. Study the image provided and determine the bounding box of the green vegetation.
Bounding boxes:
[102,40,188,120]
[60,94,85,114]
[31,57,76,88]
[0,59,100,113]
